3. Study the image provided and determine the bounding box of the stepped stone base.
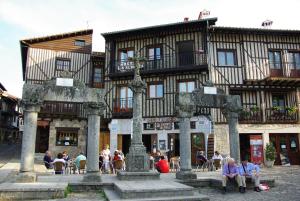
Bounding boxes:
[0,182,67,200]
[15,172,36,183]
[117,171,160,181]
[82,172,101,182]
[176,171,197,180]
[104,180,209,201]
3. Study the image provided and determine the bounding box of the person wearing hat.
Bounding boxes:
[222,158,243,194]
[239,155,261,192]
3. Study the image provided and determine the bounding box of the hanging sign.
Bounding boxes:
[56,78,73,87]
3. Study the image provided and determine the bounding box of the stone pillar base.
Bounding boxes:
[117,170,160,181]
[82,172,102,182]
[16,172,36,183]
[125,144,149,172]
[176,171,197,180]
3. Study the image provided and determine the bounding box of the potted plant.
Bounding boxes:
[250,105,260,113]
[265,143,276,168]
[286,106,297,116]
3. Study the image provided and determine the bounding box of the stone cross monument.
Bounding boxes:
[117,56,159,180]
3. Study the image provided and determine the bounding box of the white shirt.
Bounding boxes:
[212,154,223,160]
[53,158,66,164]
[102,149,111,161]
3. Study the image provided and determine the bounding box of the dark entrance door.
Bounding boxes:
[177,41,194,66]
[191,133,205,165]
[168,133,180,158]
[142,134,157,153]
[122,134,131,156]
[269,133,300,165]
[35,126,49,153]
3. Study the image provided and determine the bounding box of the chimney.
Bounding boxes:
[184,17,189,22]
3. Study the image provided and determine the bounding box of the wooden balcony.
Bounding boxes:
[112,98,133,118]
[265,107,298,123]
[108,52,207,79]
[39,102,85,119]
[239,107,263,123]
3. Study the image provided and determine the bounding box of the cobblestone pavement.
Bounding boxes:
[35,192,107,201]
[198,166,300,201]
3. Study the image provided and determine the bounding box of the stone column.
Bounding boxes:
[226,111,241,164]
[83,102,104,182]
[176,94,197,180]
[18,104,41,182]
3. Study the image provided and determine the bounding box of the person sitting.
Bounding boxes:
[222,158,243,194]
[52,153,66,174]
[43,150,53,169]
[155,156,170,173]
[74,152,86,173]
[196,150,207,168]
[212,151,223,170]
[239,156,261,192]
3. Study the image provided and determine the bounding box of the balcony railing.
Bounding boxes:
[110,52,207,75]
[39,102,85,119]
[269,61,300,78]
[266,107,298,123]
[112,98,133,117]
[239,107,263,123]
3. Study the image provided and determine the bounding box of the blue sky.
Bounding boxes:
[1,0,300,97]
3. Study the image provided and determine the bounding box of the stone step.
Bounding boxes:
[0,182,68,200]
[69,182,114,192]
[104,188,209,201]
[114,180,195,199]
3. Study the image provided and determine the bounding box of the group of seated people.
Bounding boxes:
[99,145,125,173]
[43,150,86,174]
[222,156,261,194]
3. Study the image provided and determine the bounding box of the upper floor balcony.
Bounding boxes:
[108,52,208,78]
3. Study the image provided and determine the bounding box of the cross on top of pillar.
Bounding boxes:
[128,56,147,93]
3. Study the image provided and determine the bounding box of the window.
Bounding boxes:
[288,52,300,70]
[148,47,161,60]
[56,58,71,71]
[119,86,133,109]
[174,122,179,129]
[93,68,103,86]
[272,94,285,107]
[179,81,195,93]
[148,83,163,98]
[217,50,236,66]
[56,128,79,146]
[268,50,282,69]
[144,123,155,130]
[119,49,134,62]
[74,40,85,47]
[190,121,196,129]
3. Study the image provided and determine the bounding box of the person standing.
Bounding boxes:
[239,156,261,192]
[222,158,243,194]
[102,145,111,173]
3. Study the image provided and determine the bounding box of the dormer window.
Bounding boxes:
[74,40,86,47]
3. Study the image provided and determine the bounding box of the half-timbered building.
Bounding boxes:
[102,18,300,165]
[20,29,105,157]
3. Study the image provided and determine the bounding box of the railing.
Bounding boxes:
[113,98,133,114]
[266,107,298,123]
[239,107,262,123]
[39,102,85,118]
[110,52,207,74]
[269,61,300,78]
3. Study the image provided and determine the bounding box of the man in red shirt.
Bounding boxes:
[155,156,170,173]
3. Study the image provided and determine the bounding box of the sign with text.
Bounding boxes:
[250,135,263,164]
[56,78,74,87]
[204,87,217,95]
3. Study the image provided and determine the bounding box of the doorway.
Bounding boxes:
[142,134,157,153]
[269,133,300,165]
[191,133,205,165]
[35,126,49,153]
[177,41,194,66]
[168,133,180,158]
[117,134,131,156]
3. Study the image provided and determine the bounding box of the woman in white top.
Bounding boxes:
[52,153,66,174]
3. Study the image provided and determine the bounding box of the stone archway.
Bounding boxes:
[175,81,242,180]
[18,75,105,182]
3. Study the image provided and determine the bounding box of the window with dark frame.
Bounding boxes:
[288,51,300,70]
[93,68,103,84]
[178,81,195,93]
[56,58,71,71]
[174,122,179,129]
[268,50,282,69]
[119,49,134,62]
[190,121,196,129]
[74,40,86,47]
[143,123,155,130]
[217,50,236,66]
[147,46,162,60]
[148,83,163,98]
[56,128,79,146]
